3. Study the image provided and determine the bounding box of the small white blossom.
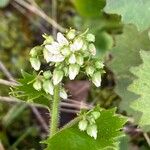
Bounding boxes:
[69,64,80,80]
[69,54,76,64]
[57,32,69,46]
[70,38,84,51]
[86,124,98,139]
[30,58,41,71]
[92,71,101,87]
[53,70,64,85]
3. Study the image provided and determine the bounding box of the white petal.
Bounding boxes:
[60,89,67,99]
[70,38,83,51]
[57,32,69,46]
[43,49,53,62]
[45,42,60,54]
[69,54,76,64]
[43,49,65,63]
[51,54,65,62]
[92,72,101,87]
[69,64,80,80]
[53,70,64,85]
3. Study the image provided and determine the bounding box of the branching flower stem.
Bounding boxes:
[50,84,60,136]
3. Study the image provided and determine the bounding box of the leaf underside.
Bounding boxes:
[104,0,150,31]
[128,50,150,131]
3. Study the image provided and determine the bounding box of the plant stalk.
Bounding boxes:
[50,84,60,137]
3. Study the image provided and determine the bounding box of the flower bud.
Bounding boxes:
[86,33,95,42]
[64,67,69,76]
[52,70,64,85]
[43,80,54,95]
[42,34,54,45]
[70,38,84,51]
[69,54,76,64]
[88,116,96,124]
[60,88,67,99]
[76,55,84,66]
[30,57,41,71]
[43,71,52,79]
[57,32,69,46]
[89,43,96,56]
[33,80,42,91]
[92,71,101,87]
[86,124,98,139]
[86,66,95,76]
[91,111,100,120]
[30,46,42,57]
[66,29,76,40]
[61,47,71,56]
[78,119,88,131]
[95,61,104,69]
[69,64,80,80]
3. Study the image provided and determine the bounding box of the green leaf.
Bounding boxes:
[73,0,105,18]
[44,108,127,150]
[104,0,150,31]
[12,71,50,107]
[128,50,150,131]
[108,25,150,114]
[0,0,10,8]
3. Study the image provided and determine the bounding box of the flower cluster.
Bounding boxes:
[78,108,101,139]
[29,29,104,98]
[32,70,67,99]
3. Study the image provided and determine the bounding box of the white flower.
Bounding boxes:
[69,54,76,64]
[43,80,54,95]
[30,57,41,71]
[92,71,101,87]
[69,64,80,80]
[60,88,67,99]
[52,70,64,85]
[78,119,88,131]
[57,32,69,46]
[43,49,65,63]
[87,124,98,139]
[45,42,60,54]
[89,44,96,56]
[70,38,84,51]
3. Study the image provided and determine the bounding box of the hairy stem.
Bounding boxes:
[50,84,60,136]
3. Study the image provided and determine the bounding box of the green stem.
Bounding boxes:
[50,84,60,137]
